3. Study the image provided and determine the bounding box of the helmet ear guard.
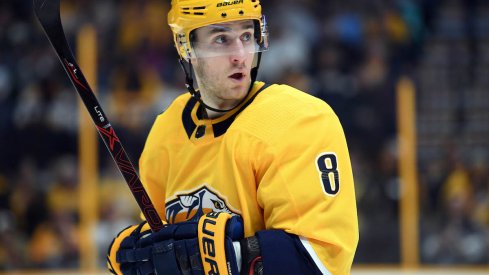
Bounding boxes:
[258,15,269,49]
[176,33,193,61]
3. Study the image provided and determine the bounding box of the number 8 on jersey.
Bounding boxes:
[316,153,340,196]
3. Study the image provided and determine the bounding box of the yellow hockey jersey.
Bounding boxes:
[139,81,358,274]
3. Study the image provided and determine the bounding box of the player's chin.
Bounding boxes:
[228,82,250,100]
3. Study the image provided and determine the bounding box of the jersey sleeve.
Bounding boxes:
[253,101,358,275]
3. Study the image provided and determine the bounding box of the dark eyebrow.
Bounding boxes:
[241,23,255,30]
[208,26,230,35]
[207,23,254,35]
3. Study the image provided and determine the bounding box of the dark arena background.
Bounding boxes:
[0,0,488,274]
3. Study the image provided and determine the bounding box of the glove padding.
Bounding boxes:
[114,212,244,275]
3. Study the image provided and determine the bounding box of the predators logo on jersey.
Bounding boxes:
[165,185,240,224]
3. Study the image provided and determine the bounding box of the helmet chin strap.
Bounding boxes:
[178,52,262,119]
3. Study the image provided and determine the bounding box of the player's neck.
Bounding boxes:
[200,94,241,119]
[205,108,227,119]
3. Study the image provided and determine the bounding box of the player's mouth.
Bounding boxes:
[229,72,245,82]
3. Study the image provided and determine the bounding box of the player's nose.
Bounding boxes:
[229,39,246,64]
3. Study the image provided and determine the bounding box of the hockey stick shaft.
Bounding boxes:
[34,0,163,231]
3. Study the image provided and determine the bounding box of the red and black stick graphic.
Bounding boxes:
[34,0,163,231]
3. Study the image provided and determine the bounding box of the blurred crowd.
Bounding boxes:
[0,0,488,270]
[416,0,489,264]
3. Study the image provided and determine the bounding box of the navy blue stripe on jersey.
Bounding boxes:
[255,230,323,275]
[181,84,270,139]
[182,96,199,139]
[213,83,270,137]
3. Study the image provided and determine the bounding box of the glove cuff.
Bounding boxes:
[240,236,263,275]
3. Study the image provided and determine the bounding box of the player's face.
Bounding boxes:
[191,20,256,112]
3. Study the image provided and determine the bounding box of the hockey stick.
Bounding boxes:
[33,0,163,231]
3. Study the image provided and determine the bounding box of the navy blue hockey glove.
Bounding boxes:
[113,212,262,275]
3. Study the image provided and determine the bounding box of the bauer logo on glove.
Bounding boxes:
[107,212,261,275]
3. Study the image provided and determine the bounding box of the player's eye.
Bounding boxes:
[214,35,228,44]
[241,32,252,42]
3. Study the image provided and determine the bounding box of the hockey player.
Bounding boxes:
[107,0,358,274]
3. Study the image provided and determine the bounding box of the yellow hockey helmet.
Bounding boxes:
[168,0,269,59]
